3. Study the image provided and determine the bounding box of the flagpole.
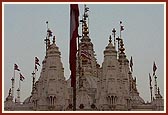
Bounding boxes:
[150,85,153,102]
[31,71,35,94]
[154,75,158,97]
[116,36,121,56]
[34,69,36,83]
[112,28,116,49]
[17,77,21,103]
[11,66,15,100]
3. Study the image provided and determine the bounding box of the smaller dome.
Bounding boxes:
[104,42,117,55]
[47,43,61,56]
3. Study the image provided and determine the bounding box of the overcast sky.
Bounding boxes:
[3,3,165,103]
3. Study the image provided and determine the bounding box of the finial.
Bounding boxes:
[53,36,56,44]
[109,35,112,43]
[112,28,116,34]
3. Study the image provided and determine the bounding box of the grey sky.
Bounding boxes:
[3,3,165,103]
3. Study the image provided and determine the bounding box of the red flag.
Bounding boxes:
[35,57,40,66]
[20,73,25,81]
[14,64,20,71]
[69,4,79,87]
[153,61,157,76]
[121,26,124,31]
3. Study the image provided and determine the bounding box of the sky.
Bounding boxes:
[3,3,165,103]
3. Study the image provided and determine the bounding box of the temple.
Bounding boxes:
[4,5,164,111]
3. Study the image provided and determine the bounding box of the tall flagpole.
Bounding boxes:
[70,4,79,111]
[17,77,21,103]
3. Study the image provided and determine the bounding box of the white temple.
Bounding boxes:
[4,5,164,111]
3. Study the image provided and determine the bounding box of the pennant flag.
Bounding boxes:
[14,64,20,71]
[130,56,133,72]
[153,61,157,76]
[149,73,152,86]
[69,4,79,87]
[35,57,40,66]
[120,21,124,31]
[20,73,25,81]
[121,25,124,31]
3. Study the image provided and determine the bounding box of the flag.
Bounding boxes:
[153,61,157,76]
[130,56,133,72]
[121,25,124,31]
[14,64,20,71]
[69,4,79,87]
[35,57,40,66]
[20,73,25,81]
[149,73,152,86]
[120,21,124,31]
